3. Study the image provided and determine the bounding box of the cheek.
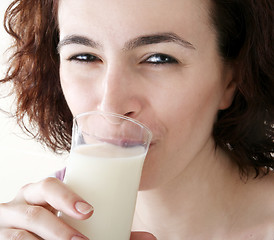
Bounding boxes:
[59,66,99,116]
[140,82,222,188]
[157,73,224,153]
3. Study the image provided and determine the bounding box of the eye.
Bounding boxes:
[68,53,101,63]
[144,53,178,65]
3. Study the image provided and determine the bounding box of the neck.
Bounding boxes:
[133,143,243,239]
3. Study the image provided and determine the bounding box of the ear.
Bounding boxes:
[218,65,237,110]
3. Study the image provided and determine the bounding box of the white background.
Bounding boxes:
[0,0,66,203]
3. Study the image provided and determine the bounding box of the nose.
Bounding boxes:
[97,63,142,117]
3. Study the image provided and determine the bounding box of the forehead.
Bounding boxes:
[57,0,213,48]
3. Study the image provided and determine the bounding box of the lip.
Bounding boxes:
[149,140,157,148]
[92,136,147,147]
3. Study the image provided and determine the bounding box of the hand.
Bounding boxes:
[131,232,157,240]
[0,177,93,240]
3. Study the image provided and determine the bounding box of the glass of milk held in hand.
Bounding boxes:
[60,111,152,240]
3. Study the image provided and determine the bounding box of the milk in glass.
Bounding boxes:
[61,142,146,240]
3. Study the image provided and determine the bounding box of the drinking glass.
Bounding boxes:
[59,111,152,240]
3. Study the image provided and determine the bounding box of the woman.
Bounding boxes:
[0,0,273,239]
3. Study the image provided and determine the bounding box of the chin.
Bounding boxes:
[138,175,158,191]
[138,150,162,191]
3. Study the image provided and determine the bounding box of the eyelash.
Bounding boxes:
[68,53,178,65]
[68,54,101,63]
[143,53,178,65]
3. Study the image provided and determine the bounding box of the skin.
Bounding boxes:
[58,0,235,191]
[0,0,273,239]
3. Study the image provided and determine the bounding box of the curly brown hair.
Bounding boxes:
[1,0,72,153]
[1,0,273,178]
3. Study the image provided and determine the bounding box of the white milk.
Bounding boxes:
[61,143,146,240]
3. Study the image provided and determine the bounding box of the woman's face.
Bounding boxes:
[58,0,235,189]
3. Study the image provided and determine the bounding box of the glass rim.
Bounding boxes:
[73,111,153,140]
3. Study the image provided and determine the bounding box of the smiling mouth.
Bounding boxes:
[149,140,157,148]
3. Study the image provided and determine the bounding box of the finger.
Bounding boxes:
[0,202,88,240]
[0,229,39,240]
[16,177,94,220]
[130,231,157,240]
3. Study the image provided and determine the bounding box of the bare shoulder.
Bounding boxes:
[254,170,274,203]
[248,171,274,214]
[248,172,274,238]
[227,171,274,240]
[227,209,274,240]
[228,221,274,240]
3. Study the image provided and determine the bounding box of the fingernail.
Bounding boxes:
[71,236,89,240]
[75,201,94,215]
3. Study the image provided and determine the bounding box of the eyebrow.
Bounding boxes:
[57,32,196,52]
[124,32,196,50]
[57,35,102,52]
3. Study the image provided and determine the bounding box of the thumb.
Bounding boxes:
[130,231,157,240]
